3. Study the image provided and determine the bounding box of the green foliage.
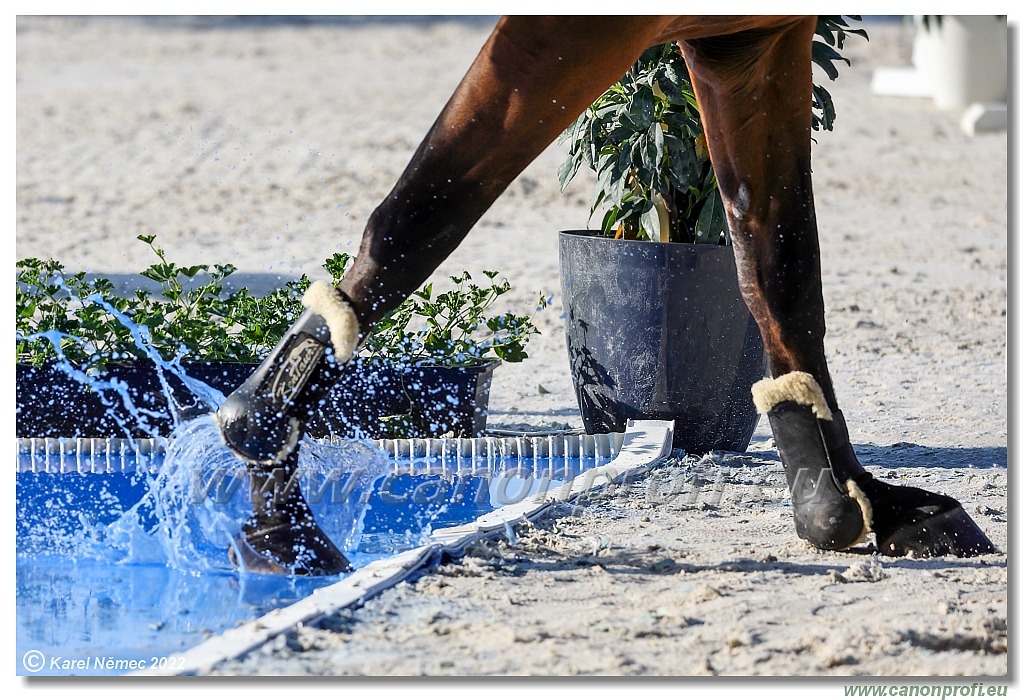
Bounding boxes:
[812,16,869,132]
[558,42,717,245]
[16,236,545,374]
[362,270,548,367]
[558,16,867,244]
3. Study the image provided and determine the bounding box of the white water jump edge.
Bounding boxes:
[135,419,674,677]
[16,430,626,473]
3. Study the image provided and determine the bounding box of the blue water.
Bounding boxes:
[16,297,610,675]
[16,428,608,676]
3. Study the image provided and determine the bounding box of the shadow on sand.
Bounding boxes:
[741,442,1005,471]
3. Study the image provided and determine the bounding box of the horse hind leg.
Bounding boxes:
[752,373,995,557]
[680,19,995,557]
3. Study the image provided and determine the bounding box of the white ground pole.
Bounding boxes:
[136,419,675,676]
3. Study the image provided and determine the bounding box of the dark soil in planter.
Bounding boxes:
[559,230,767,453]
[16,359,498,440]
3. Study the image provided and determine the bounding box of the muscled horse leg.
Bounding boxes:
[216,16,681,574]
[215,16,994,573]
[681,18,994,556]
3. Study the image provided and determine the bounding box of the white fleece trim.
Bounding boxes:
[751,371,833,421]
[844,478,874,547]
[302,280,359,363]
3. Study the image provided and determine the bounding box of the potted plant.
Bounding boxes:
[556,17,866,453]
[16,236,546,440]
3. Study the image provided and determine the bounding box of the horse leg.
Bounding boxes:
[215,16,678,573]
[680,19,995,557]
[335,16,679,325]
[217,281,359,575]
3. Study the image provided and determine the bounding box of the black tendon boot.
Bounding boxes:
[753,372,995,557]
[217,281,360,575]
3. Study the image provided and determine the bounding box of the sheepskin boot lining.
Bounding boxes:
[751,371,833,421]
[302,280,360,363]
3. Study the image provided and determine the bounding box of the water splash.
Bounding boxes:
[89,416,388,575]
[104,416,246,572]
[19,283,388,575]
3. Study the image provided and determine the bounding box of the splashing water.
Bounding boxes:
[109,414,388,574]
[18,417,389,576]
[18,283,389,573]
[17,318,393,674]
[107,416,253,572]
[17,279,616,673]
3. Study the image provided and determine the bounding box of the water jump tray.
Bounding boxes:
[16,421,674,676]
[16,430,625,474]
[150,420,674,676]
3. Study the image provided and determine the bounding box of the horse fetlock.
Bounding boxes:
[230,450,351,576]
[216,285,358,465]
[215,325,326,465]
[754,371,996,558]
[762,398,869,551]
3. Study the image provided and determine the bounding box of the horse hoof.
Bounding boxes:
[876,505,998,558]
[856,476,997,558]
[228,521,351,576]
[229,535,290,575]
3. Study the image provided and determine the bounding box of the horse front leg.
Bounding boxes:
[336,16,679,325]
[215,16,677,574]
[681,19,995,557]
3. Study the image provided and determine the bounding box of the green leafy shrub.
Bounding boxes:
[16,235,546,374]
[362,270,547,367]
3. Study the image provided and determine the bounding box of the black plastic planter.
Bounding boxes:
[15,361,255,438]
[307,358,499,440]
[16,359,498,440]
[559,230,767,453]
